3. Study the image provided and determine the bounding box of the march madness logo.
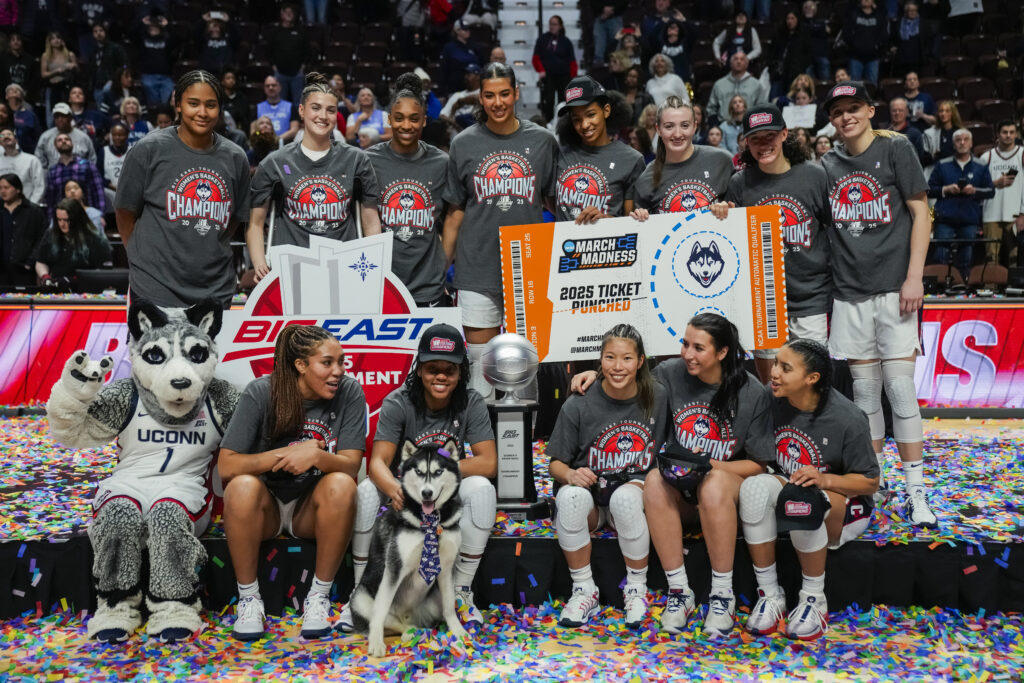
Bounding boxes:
[556,164,611,217]
[672,404,737,460]
[558,233,638,273]
[166,168,232,235]
[760,194,812,249]
[661,180,716,214]
[473,151,536,210]
[829,173,892,237]
[380,180,436,241]
[286,176,350,234]
[775,427,824,475]
[587,421,654,474]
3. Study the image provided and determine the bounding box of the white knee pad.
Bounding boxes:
[608,484,649,561]
[459,476,497,555]
[467,343,495,401]
[850,361,884,441]
[789,522,828,554]
[739,474,783,545]
[555,485,595,553]
[882,359,924,443]
[353,478,383,558]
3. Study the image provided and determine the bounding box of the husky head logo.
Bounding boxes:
[787,442,802,462]
[497,162,514,180]
[693,416,711,437]
[310,185,327,205]
[616,433,635,453]
[574,175,591,193]
[680,192,698,211]
[399,192,415,210]
[848,184,863,203]
[195,181,212,202]
[687,240,725,288]
[397,438,462,517]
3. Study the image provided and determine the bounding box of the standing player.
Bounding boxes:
[740,339,879,640]
[711,104,832,381]
[979,120,1024,266]
[443,62,558,399]
[115,70,250,309]
[366,73,452,306]
[247,72,382,283]
[554,75,646,223]
[631,96,734,220]
[820,81,935,526]
[550,324,668,629]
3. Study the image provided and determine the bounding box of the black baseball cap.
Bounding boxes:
[417,323,466,364]
[559,75,607,115]
[776,482,832,532]
[743,104,786,136]
[823,80,872,115]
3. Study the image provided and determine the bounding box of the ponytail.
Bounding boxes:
[269,325,336,442]
[784,339,833,417]
[300,71,335,104]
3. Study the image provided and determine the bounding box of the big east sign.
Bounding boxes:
[216,233,462,450]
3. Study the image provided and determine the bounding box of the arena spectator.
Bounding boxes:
[100,66,146,119]
[720,94,746,154]
[85,24,127,105]
[638,102,658,147]
[0,2,19,41]
[265,3,309,104]
[489,46,506,64]
[770,11,811,99]
[0,127,44,203]
[305,0,330,25]
[775,74,816,107]
[1,34,40,99]
[413,68,443,121]
[0,172,47,286]
[706,52,766,124]
[691,102,708,144]
[63,178,105,229]
[712,11,762,64]
[534,15,578,122]
[248,116,278,171]
[742,0,771,21]
[440,64,481,130]
[345,88,391,144]
[979,121,1024,266]
[221,67,251,134]
[460,0,498,30]
[67,86,107,143]
[781,87,826,131]
[801,0,832,80]
[654,19,693,83]
[902,71,936,131]
[842,0,887,84]
[71,0,111,60]
[928,129,993,279]
[6,83,39,154]
[440,19,483,96]
[45,132,105,218]
[627,126,655,162]
[886,97,927,166]
[923,100,962,169]
[891,2,933,77]
[197,11,239,77]
[645,54,689,108]
[136,11,175,107]
[813,134,832,162]
[641,0,685,53]
[98,121,129,212]
[591,1,626,67]
[609,30,642,75]
[255,75,300,143]
[395,0,427,62]
[621,66,653,126]
[153,105,174,129]
[36,103,97,171]
[35,197,112,288]
[946,0,983,37]
[40,32,78,126]
[120,97,153,146]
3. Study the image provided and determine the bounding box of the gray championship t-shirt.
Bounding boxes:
[554,140,647,221]
[220,374,368,499]
[114,127,250,307]
[821,133,928,301]
[634,145,734,214]
[771,388,879,511]
[365,141,449,304]
[725,162,832,317]
[251,141,380,247]
[444,119,557,295]
[373,386,494,476]
[653,358,774,463]
[548,380,670,483]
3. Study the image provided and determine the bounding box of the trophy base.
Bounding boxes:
[498,498,553,521]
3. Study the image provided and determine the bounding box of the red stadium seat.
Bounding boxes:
[961,34,992,58]
[964,121,995,147]
[919,77,956,103]
[975,99,1015,126]
[941,56,974,81]
[958,77,997,102]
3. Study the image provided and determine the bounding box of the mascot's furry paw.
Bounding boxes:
[146,596,204,642]
[60,352,114,403]
[86,592,142,642]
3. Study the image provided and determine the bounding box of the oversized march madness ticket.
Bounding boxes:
[498,208,787,362]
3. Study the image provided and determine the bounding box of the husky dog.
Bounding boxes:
[350,440,467,657]
[687,240,725,288]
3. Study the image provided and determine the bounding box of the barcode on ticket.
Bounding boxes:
[510,239,526,334]
[760,221,778,339]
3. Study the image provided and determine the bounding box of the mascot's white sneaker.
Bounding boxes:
[87,593,142,643]
[622,585,648,629]
[746,588,787,635]
[455,586,483,626]
[785,591,828,640]
[232,595,266,641]
[660,588,696,634]
[300,592,334,639]
[558,585,600,628]
[335,602,355,634]
[702,592,736,638]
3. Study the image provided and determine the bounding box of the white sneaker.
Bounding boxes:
[232,595,265,641]
[300,592,333,639]
[702,592,736,638]
[905,489,938,527]
[785,591,828,640]
[335,601,355,634]
[558,585,600,627]
[622,585,648,629]
[455,586,483,625]
[873,484,891,507]
[746,588,787,635]
[660,588,696,634]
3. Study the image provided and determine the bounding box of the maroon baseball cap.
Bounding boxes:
[824,80,872,114]
[417,324,466,364]
[743,104,786,136]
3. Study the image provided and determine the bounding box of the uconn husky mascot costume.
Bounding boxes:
[47,300,239,643]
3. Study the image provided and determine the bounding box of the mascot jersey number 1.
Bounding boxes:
[47,300,239,643]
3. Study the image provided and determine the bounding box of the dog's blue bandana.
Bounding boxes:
[419,512,441,585]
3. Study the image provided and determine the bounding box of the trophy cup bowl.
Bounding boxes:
[481,333,539,403]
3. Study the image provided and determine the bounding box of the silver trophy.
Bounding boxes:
[482,334,548,519]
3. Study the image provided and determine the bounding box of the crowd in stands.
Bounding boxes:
[0,0,1022,290]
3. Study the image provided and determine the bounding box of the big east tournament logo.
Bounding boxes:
[661,180,716,214]
[557,164,611,217]
[588,421,654,474]
[380,179,436,241]
[166,169,232,235]
[287,176,350,234]
[760,195,813,249]
[672,404,737,460]
[775,427,824,474]
[830,174,892,237]
[473,151,536,211]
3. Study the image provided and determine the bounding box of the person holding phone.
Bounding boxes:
[979,120,1024,266]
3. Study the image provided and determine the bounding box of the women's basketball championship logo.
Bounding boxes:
[166,168,232,235]
[661,180,716,214]
[775,427,824,474]
[473,151,536,211]
[672,405,737,460]
[588,422,655,474]
[286,176,350,234]
[829,174,892,237]
[760,195,813,250]
[556,164,611,217]
[380,179,436,241]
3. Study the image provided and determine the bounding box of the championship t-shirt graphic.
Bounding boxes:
[759,194,813,250]
[166,168,233,235]
[672,404,738,460]
[557,164,612,217]
[774,426,824,475]
[587,421,655,475]
[661,180,717,214]
[829,173,892,237]
[473,151,537,211]
[380,179,437,241]
[285,176,350,234]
